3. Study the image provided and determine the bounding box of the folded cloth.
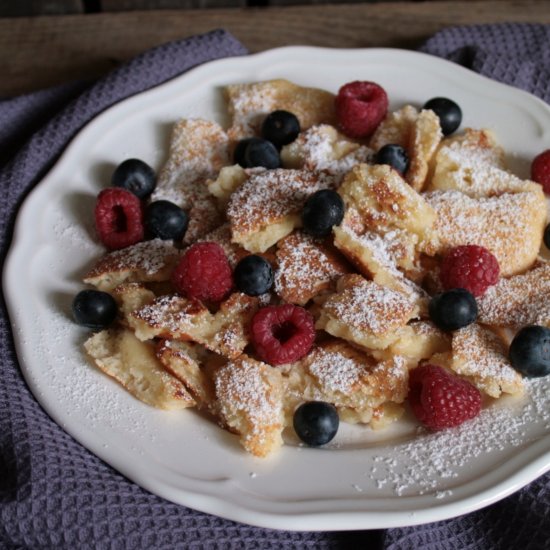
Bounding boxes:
[421,23,550,103]
[0,24,549,550]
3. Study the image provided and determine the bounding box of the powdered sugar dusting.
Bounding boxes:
[227,169,335,234]
[308,347,366,395]
[211,326,244,358]
[439,148,523,195]
[424,189,545,276]
[216,359,280,425]
[85,238,181,278]
[226,83,278,139]
[426,190,535,247]
[131,295,209,335]
[214,357,284,455]
[288,124,373,182]
[477,260,550,327]
[326,276,415,336]
[430,128,532,197]
[155,118,229,191]
[274,231,348,304]
[364,376,550,497]
[338,222,425,303]
[151,118,228,243]
[451,323,523,397]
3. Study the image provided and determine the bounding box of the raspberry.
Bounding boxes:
[94,188,144,250]
[171,242,232,302]
[251,304,315,366]
[439,245,500,297]
[408,364,482,431]
[335,81,389,139]
[531,149,550,194]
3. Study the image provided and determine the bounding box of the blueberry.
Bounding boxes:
[544,223,550,250]
[509,325,550,378]
[233,138,255,167]
[242,138,281,169]
[261,110,301,149]
[111,158,156,199]
[423,97,462,136]
[375,144,409,175]
[145,200,188,241]
[429,288,477,331]
[293,401,339,447]
[302,189,345,237]
[72,289,117,330]
[234,255,274,296]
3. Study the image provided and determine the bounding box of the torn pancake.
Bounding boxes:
[287,339,408,426]
[111,283,156,322]
[385,321,451,363]
[333,212,427,310]
[225,79,336,141]
[83,239,182,292]
[156,338,218,409]
[226,168,334,253]
[213,354,287,457]
[426,128,535,197]
[451,323,524,397]
[274,231,350,305]
[477,259,550,328]
[338,163,439,254]
[280,124,373,182]
[316,274,418,350]
[128,292,258,359]
[152,118,228,243]
[425,188,546,277]
[369,105,442,191]
[84,328,195,409]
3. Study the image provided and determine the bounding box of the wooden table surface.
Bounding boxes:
[1,1,550,97]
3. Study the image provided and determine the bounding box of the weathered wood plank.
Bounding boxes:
[0,0,83,17]
[1,2,550,96]
[101,0,517,7]
[101,0,245,9]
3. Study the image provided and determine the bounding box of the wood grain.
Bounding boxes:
[0,0,82,17]
[2,2,550,96]
[101,0,247,9]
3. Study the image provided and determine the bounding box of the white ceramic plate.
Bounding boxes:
[4,47,550,531]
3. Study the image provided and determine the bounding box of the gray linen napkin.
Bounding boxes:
[0,24,548,550]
